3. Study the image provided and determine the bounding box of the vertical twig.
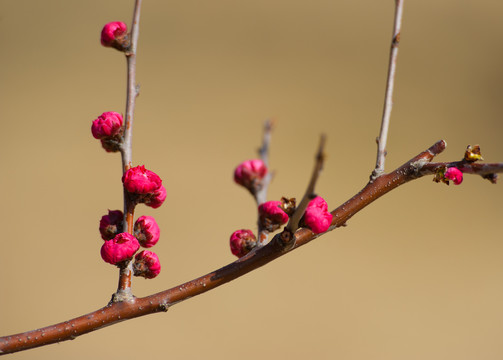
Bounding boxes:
[255,119,274,206]
[115,0,143,301]
[372,0,404,180]
[285,135,326,235]
[256,119,273,245]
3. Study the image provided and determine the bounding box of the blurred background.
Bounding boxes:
[1,0,503,359]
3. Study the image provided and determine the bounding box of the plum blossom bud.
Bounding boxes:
[101,232,140,265]
[99,209,124,240]
[134,216,160,248]
[303,196,333,234]
[444,167,463,185]
[100,21,128,50]
[234,159,267,194]
[258,200,289,232]
[122,165,162,195]
[133,250,161,279]
[145,185,166,209]
[91,112,123,139]
[230,229,257,258]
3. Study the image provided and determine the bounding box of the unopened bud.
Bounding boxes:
[145,185,167,209]
[258,200,289,232]
[134,216,160,248]
[303,196,333,234]
[230,229,257,258]
[444,167,463,185]
[122,165,162,195]
[100,21,129,51]
[133,250,161,279]
[101,232,140,266]
[99,209,124,240]
[234,159,267,194]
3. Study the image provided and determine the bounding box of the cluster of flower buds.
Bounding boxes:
[96,22,164,280]
[234,159,268,195]
[100,21,129,51]
[100,213,162,279]
[302,196,333,234]
[91,112,124,152]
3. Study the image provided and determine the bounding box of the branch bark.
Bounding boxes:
[372,0,404,180]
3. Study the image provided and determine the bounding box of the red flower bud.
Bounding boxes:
[133,250,161,279]
[91,112,123,139]
[101,233,140,265]
[258,200,289,232]
[99,209,124,240]
[100,21,128,50]
[122,165,162,195]
[230,229,257,258]
[145,185,166,209]
[234,159,267,194]
[444,167,463,185]
[303,196,333,234]
[134,216,160,248]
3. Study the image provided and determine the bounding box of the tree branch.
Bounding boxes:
[115,0,142,301]
[372,0,404,180]
[5,140,502,355]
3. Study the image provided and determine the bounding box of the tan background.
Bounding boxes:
[1,0,503,359]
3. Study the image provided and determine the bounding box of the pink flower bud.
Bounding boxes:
[122,165,162,195]
[234,159,268,194]
[303,196,333,234]
[100,21,128,48]
[133,250,161,279]
[91,112,123,139]
[444,167,463,185]
[134,216,160,248]
[145,185,166,209]
[101,232,140,265]
[258,200,289,232]
[99,209,124,240]
[230,229,257,258]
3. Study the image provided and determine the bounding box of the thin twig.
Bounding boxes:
[285,135,326,236]
[255,119,274,244]
[372,0,404,180]
[255,119,274,206]
[116,0,142,301]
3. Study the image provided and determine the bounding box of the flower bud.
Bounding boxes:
[230,229,257,258]
[100,21,129,50]
[444,167,463,185]
[145,185,166,209]
[134,216,160,248]
[133,250,161,279]
[99,209,124,240]
[91,112,123,139]
[258,200,289,232]
[122,165,162,195]
[101,232,140,265]
[234,159,267,194]
[303,196,333,234]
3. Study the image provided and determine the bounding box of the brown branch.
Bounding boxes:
[8,139,492,355]
[372,0,404,180]
[115,0,142,301]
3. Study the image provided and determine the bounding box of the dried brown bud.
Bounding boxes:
[464,145,483,162]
